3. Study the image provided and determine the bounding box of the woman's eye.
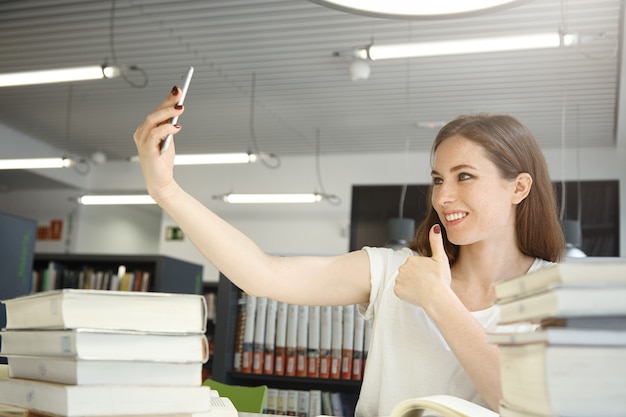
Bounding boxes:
[432,177,443,185]
[458,173,472,181]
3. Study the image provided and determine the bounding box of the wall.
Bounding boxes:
[1,125,624,283]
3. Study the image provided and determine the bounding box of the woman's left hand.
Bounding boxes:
[394,224,453,308]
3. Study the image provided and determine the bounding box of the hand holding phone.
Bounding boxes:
[160,66,194,154]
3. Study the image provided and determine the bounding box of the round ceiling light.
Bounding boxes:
[309,0,529,19]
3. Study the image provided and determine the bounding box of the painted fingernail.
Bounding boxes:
[434,224,441,234]
[174,104,183,110]
[171,86,179,95]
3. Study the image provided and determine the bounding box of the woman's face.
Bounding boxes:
[431,135,519,246]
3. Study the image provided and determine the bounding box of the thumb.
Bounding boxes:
[429,224,447,265]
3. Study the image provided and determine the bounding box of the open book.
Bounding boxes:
[388,395,498,417]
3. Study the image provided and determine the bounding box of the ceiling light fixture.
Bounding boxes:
[310,0,527,19]
[77,194,156,205]
[336,32,578,61]
[214,193,327,204]
[0,65,121,88]
[0,157,73,170]
[129,152,258,165]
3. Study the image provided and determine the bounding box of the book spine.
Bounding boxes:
[297,390,310,417]
[276,389,289,415]
[274,301,288,375]
[285,303,299,377]
[308,390,322,417]
[319,305,332,379]
[287,389,299,416]
[232,292,247,372]
[296,305,310,377]
[252,296,268,374]
[241,294,257,373]
[330,305,343,379]
[264,298,278,375]
[351,308,365,381]
[265,387,279,414]
[340,304,354,380]
[307,305,321,378]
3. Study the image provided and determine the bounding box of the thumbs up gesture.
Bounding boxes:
[394,224,453,308]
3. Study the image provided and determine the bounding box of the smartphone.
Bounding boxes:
[160,66,194,154]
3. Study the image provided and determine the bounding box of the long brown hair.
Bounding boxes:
[409,114,565,263]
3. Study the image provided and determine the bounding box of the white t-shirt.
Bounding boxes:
[354,246,552,417]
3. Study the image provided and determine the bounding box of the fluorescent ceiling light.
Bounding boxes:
[129,153,257,165]
[0,65,121,87]
[0,158,72,170]
[175,153,257,165]
[311,0,525,19]
[215,193,324,204]
[78,194,156,205]
[349,33,577,61]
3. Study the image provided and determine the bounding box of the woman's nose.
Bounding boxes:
[434,183,456,206]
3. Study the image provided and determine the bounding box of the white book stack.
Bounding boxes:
[488,260,626,417]
[0,289,234,417]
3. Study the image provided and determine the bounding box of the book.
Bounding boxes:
[276,389,289,415]
[297,390,310,417]
[497,343,626,416]
[0,329,209,362]
[497,286,626,324]
[287,390,299,416]
[232,292,247,372]
[5,356,203,386]
[0,377,212,416]
[388,395,498,417]
[285,303,299,377]
[296,305,309,377]
[494,262,626,301]
[308,390,322,417]
[318,305,332,379]
[329,392,344,417]
[539,315,626,330]
[340,304,354,380]
[252,296,268,374]
[241,293,257,373]
[273,301,288,375]
[2,289,207,333]
[265,387,279,414]
[487,326,626,346]
[329,305,343,379]
[307,305,321,378]
[264,298,278,375]
[351,309,365,380]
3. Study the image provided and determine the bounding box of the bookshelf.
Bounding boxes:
[32,253,203,294]
[212,273,362,394]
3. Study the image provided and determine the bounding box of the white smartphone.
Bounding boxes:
[160,66,194,154]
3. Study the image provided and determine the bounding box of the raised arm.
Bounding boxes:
[133,87,371,306]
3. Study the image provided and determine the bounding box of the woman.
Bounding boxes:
[133,87,565,416]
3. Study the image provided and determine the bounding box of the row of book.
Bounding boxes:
[33,261,151,293]
[263,387,358,417]
[233,294,372,380]
[0,289,236,417]
[487,260,626,417]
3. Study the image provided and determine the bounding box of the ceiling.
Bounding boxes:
[0,0,622,191]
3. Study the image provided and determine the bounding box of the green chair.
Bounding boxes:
[202,378,268,413]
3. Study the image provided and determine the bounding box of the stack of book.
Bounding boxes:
[488,261,626,417]
[0,289,227,417]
